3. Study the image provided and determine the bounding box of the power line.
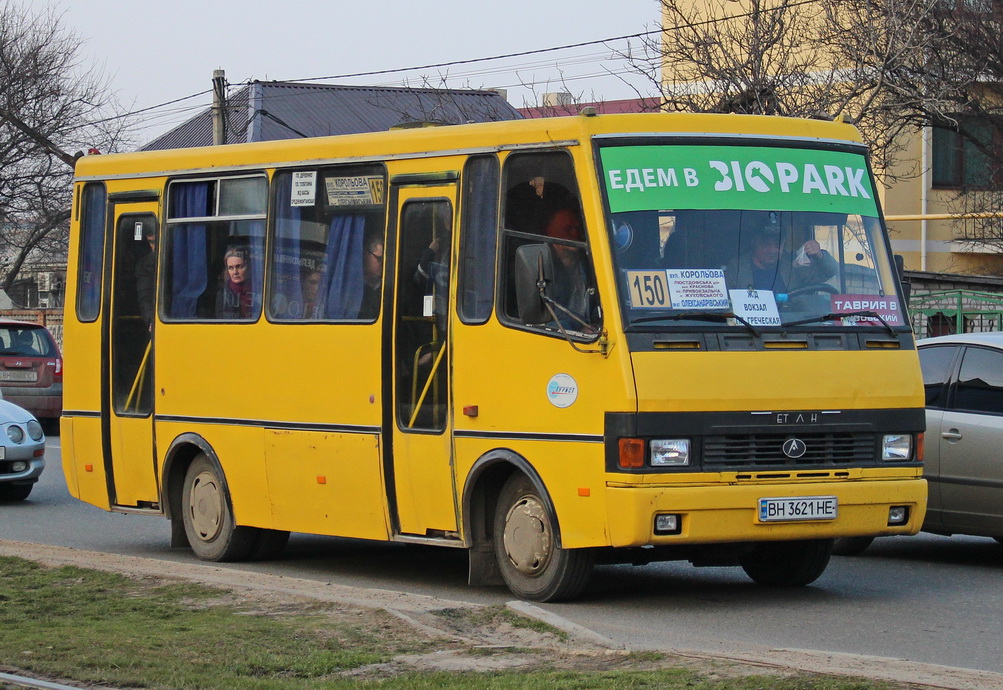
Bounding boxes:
[97,0,821,128]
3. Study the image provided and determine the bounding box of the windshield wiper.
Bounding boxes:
[784,310,897,336]
[630,311,761,338]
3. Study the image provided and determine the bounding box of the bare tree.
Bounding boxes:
[621,0,973,175]
[0,1,132,298]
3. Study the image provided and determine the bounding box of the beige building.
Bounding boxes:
[662,1,1003,279]
[883,125,1003,277]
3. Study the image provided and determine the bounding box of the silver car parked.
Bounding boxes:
[0,394,46,501]
[836,332,1003,554]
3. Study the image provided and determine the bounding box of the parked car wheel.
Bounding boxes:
[0,483,32,501]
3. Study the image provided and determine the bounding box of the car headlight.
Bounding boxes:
[26,420,43,441]
[6,424,24,444]
[651,439,691,466]
[882,434,912,461]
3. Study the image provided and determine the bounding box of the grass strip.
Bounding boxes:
[0,556,899,689]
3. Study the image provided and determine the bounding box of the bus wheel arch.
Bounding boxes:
[463,450,593,601]
[162,434,258,562]
[162,434,218,547]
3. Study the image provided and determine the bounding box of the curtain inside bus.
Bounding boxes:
[169,182,209,318]
[321,214,365,319]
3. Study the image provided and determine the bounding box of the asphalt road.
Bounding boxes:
[4,438,1003,676]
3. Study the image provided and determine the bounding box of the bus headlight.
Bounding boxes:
[651,439,690,467]
[882,434,912,461]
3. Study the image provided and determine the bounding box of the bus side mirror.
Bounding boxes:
[514,243,554,324]
[894,254,912,303]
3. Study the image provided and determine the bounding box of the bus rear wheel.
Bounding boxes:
[182,454,258,562]
[740,539,833,586]
[492,474,593,602]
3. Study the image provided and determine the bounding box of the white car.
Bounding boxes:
[0,392,46,501]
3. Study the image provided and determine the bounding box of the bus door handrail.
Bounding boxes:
[407,342,445,429]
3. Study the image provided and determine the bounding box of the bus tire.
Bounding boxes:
[493,473,593,602]
[252,529,290,560]
[181,454,258,562]
[740,539,833,587]
[832,536,875,556]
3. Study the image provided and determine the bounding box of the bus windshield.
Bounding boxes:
[599,141,907,331]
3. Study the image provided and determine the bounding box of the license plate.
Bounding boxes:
[758,496,838,522]
[0,370,36,382]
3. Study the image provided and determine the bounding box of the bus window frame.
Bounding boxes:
[496,149,602,341]
[76,181,108,323]
[265,162,389,325]
[457,154,500,326]
[162,172,269,323]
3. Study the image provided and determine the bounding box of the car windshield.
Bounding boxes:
[0,327,53,356]
[599,141,908,331]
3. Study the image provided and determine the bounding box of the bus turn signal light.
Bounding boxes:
[618,438,645,469]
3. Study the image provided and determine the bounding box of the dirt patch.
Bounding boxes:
[2,540,1001,688]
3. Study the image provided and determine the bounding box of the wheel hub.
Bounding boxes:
[502,495,552,576]
[189,471,223,541]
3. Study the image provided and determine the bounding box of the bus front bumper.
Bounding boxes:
[604,477,927,548]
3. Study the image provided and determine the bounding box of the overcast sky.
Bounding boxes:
[40,0,661,142]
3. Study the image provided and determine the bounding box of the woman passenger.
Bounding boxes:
[216,246,255,319]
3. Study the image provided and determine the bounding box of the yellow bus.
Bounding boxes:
[62,112,926,601]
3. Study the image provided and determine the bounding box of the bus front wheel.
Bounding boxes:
[181,454,258,562]
[492,474,593,602]
[740,539,833,586]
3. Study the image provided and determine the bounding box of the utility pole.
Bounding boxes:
[212,69,226,145]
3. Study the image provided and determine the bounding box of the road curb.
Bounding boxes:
[505,600,625,649]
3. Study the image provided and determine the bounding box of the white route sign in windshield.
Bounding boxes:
[729,289,782,326]
[666,269,730,310]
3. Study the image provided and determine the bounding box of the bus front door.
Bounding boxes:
[390,183,458,537]
[104,200,159,507]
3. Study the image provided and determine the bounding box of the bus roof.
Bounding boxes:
[74,112,866,181]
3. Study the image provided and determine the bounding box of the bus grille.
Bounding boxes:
[703,433,876,467]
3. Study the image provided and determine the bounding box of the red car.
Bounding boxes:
[0,319,62,429]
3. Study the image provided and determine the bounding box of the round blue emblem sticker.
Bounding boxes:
[546,373,579,408]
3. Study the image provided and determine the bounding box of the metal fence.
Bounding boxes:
[908,290,1003,339]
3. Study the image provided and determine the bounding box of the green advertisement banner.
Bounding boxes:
[600,145,879,217]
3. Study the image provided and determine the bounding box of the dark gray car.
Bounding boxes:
[919,332,1003,541]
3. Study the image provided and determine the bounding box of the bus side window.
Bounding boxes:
[457,155,499,324]
[163,176,267,322]
[268,166,387,322]
[498,151,599,335]
[77,183,107,322]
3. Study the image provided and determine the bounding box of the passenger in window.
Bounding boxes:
[544,205,597,333]
[216,246,255,319]
[358,233,384,319]
[413,232,449,332]
[730,223,837,294]
[506,176,577,234]
[135,226,157,330]
[300,268,322,319]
